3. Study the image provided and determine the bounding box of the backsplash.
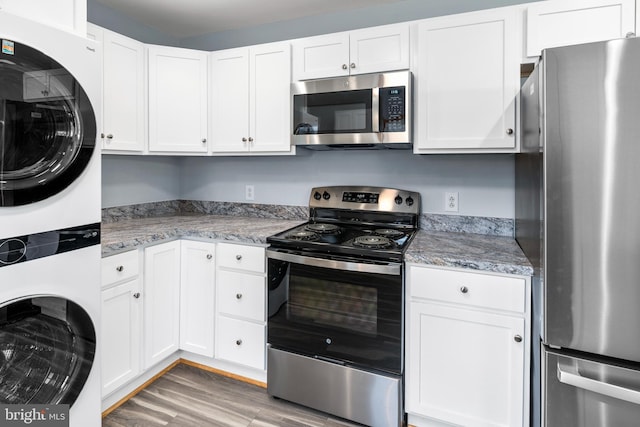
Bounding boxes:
[102,200,514,237]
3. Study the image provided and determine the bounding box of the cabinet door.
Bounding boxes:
[143,241,181,369]
[349,23,410,75]
[292,33,350,80]
[101,278,141,397]
[249,43,292,153]
[415,8,519,152]
[406,301,525,427]
[148,45,208,153]
[210,48,250,152]
[180,241,215,357]
[526,0,635,58]
[0,0,86,34]
[102,29,145,152]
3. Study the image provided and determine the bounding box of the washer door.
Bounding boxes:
[0,296,96,405]
[0,40,96,206]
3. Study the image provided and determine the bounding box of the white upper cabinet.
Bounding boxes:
[0,0,87,34]
[526,0,636,58]
[292,23,409,80]
[210,42,292,154]
[148,45,208,153]
[414,7,521,153]
[88,24,146,152]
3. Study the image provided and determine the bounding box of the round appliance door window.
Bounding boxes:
[0,296,96,406]
[0,40,96,206]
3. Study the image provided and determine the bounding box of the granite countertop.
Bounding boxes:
[102,214,533,276]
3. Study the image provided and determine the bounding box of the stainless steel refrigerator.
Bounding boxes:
[516,36,640,427]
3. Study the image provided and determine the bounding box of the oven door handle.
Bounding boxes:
[266,249,401,276]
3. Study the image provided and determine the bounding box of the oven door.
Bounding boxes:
[267,249,403,375]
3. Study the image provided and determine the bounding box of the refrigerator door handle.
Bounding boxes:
[558,361,640,405]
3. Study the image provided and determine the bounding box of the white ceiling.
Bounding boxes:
[95,0,408,39]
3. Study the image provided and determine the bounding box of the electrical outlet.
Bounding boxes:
[245,185,255,201]
[445,192,458,212]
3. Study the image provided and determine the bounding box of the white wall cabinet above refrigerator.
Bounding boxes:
[525,0,636,59]
[210,42,293,155]
[87,24,146,153]
[148,45,208,153]
[413,6,521,154]
[292,23,410,80]
[0,0,86,35]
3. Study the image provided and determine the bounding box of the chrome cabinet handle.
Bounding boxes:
[116,265,124,272]
[460,286,468,294]
[236,254,242,261]
[342,64,348,70]
[506,128,514,135]
[514,335,523,343]
[106,134,114,139]
[133,292,140,299]
[236,339,242,346]
[236,293,242,300]
[201,138,207,143]
[350,63,356,69]
[206,254,213,260]
[242,137,247,142]
[248,137,254,142]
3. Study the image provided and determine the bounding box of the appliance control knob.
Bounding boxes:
[406,197,414,206]
[323,191,330,200]
[514,335,523,343]
[395,195,403,205]
[314,191,322,200]
[460,286,469,294]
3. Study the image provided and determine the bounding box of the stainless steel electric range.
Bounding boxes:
[266,186,420,427]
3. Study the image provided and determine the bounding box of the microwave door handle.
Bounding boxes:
[372,87,380,133]
[266,249,400,276]
[557,361,640,405]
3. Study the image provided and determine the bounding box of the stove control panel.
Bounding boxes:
[309,186,421,214]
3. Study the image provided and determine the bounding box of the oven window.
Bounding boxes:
[289,278,378,335]
[293,90,372,135]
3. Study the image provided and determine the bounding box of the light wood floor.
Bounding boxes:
[102,363,364,427]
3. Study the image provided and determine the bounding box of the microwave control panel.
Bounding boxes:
[379,86,405,132]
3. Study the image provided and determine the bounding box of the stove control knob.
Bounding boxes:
[405,197,414,206]
[314,191,322,200]
[395,195,403,205]
[323,191,331,200]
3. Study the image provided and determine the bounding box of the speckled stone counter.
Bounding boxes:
[405,230,533,276]
[101,214,303,257]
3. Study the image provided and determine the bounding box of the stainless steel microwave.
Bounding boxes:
[291,71,411,149]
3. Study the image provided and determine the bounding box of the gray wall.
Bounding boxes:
[97,0,530,218]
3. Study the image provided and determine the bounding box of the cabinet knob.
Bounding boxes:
[242,137,248,142]
[106,134,114,139]
[236,339,243,346]
[626,32,636,38]
[206,253,213,260]
[460,286,468,294]
[133,292,141,299]
[201,138,207,143]
[116,265,124,272]
[342,64,348,70]
[514,335,523,343]
[236,293,243,300]
[350,63,356,69]
[248,137,254,142]
[506,128,514,135]
[236,254,242,261]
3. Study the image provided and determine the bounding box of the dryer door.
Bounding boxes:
[0,296,96,405]
[0,39,96,206]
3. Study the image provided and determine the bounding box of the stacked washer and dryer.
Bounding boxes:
[0,11,102,427]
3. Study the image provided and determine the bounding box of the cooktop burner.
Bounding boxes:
[352,235,393,249]
[285,230,319,241]
[305,223,341,234]
[374,229,405,238]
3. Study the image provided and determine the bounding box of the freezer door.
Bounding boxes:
[544,348,640,427]
[543,37,640,361]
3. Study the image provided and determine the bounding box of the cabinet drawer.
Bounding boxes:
[102,250,139,287]
[215,316,266,370]
[408,266,525,313]
[217,243,265,273]
[217,270,265,322]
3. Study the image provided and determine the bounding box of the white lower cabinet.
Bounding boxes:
[180,240,215,357]
[100,250,142,398]
[405,264,530,427]
[143,241,181,369]
[215,243,267,370]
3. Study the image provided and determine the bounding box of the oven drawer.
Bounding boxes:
[217,243,265,273]
[217,270,265,322]
[216,316,266,370]
[408,266,525,313]
[102,250,139,287]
